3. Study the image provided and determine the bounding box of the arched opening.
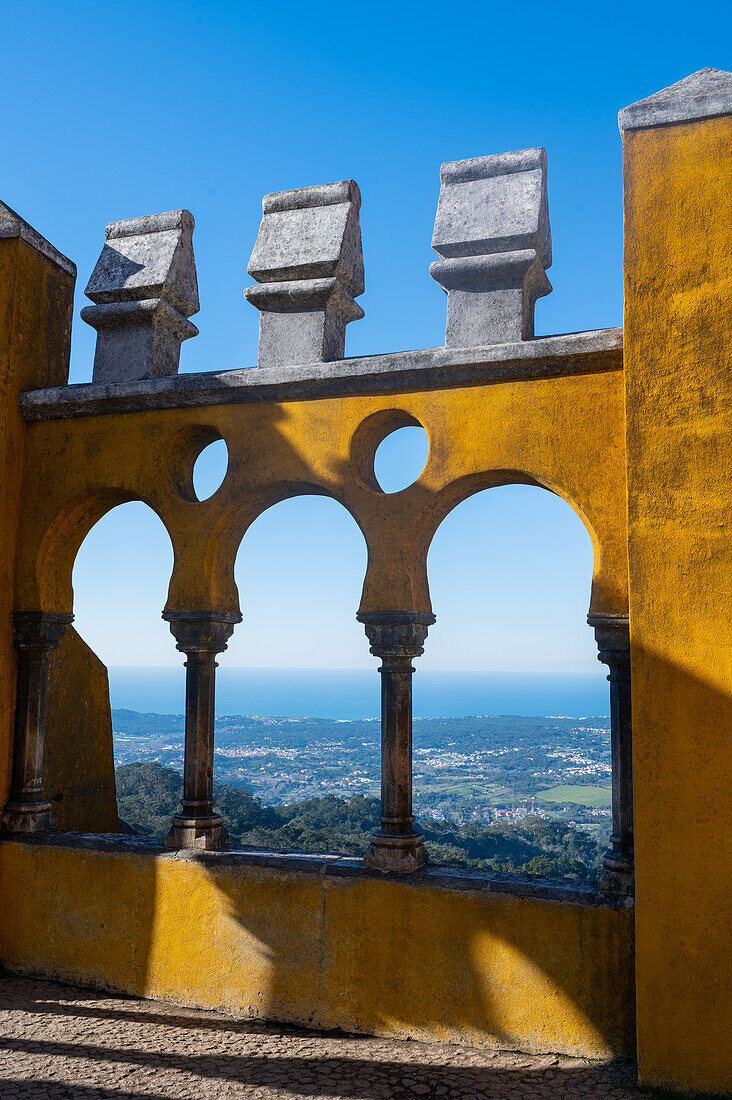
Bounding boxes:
[416,484,611,881]
[65,501,178,835]
[201,494,378,855]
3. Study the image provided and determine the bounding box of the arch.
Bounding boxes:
[26,489,175,615]
[166,480,370,619]
[228,489,370,670]
[40,499,176,836]
[71,500,176,667]
[423,482,599,673]
[405,467,623,620]
[412,480,609,882]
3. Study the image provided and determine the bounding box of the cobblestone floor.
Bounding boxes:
[0,974,648,1099]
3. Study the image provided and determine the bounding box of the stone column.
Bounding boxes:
[589,613,634,896]
[1,611,73,834]
[357,611,435,873]
[162,610,241,850]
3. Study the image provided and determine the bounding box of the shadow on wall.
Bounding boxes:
[182,861,635,1057]
[9,404,639,1060]
[44,628,118,832]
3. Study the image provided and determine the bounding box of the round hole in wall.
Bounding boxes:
[374,426,429,493]
[351,410,429,495]
[167,427,230,503]
[192,438,229,501]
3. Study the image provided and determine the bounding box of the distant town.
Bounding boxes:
[114,711,612,880]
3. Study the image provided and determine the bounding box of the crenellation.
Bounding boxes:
[245,178,365,367]
[81,208,199,384]
[430,147,552,346]
[1,66,731,1095]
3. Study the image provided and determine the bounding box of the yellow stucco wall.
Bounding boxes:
[44,627,118,833]
[2,91,731,1092]
[0,238,75,812]
[13,369,628,623]
[0,226,637,1068]
[623,114,732,1093]
[0,840,636,1059]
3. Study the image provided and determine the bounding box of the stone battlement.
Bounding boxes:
[0,67,730,1096]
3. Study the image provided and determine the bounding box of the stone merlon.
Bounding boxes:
[245,179,364,368]
[430,147,552,347]
[81,209,199,385]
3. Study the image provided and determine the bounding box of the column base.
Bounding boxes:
[363,833,428,874]
[1,800,57,835]
[165,815,229,851]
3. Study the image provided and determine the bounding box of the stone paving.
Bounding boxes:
[0,974,649,1099]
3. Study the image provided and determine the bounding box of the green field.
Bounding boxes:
[537,784,612,808]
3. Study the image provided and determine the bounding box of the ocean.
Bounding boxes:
[108,667,609,720]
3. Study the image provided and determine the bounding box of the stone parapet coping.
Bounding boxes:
[21,328,622,421]
[4,832,633,909]
[0,200,77,277]
[619,68,732,131]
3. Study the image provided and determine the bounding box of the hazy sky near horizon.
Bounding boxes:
[6,1,729,672]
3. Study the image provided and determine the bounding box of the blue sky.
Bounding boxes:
[5,1,730,672]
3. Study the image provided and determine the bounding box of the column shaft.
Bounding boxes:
[163,610,241,850]
[358,611,435,873]
[2,611,72,834]
[589,614,634,896]
[379,655,417,836]
[181,653,217,819]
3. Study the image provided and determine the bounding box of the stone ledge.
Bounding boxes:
[2,832,632,909]
[20,327,623,421]
[619,67,732,131]
[0,200,77,277]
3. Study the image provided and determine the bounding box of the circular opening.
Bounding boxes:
[373,425,429,493]
[192,438,229,501]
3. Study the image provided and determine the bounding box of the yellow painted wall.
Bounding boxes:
[3,100,731,1091]
[13,368,628,624]
[0,238,75,810]
[0,225,636,1068]
[623,114,732,1093]
[44,627,118,832]
[0,840,636,1059]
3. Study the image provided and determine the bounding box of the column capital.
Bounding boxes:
[357,611,436,660]
[12,611,73,652]
[587,613,630,666]
[162,609,242,655]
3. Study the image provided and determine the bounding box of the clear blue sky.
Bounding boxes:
[5,1,729,672]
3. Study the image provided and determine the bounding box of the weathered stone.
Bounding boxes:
[19,327,623,419]
[1,612,73,835]
[618,67,732,130]
[357,611,435,874]
[81,210,199,384]
[245,180,364,366]
[588,613,634,897]
[430,148,552,346]
[162,610,241,851]
[0,200,76,276]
